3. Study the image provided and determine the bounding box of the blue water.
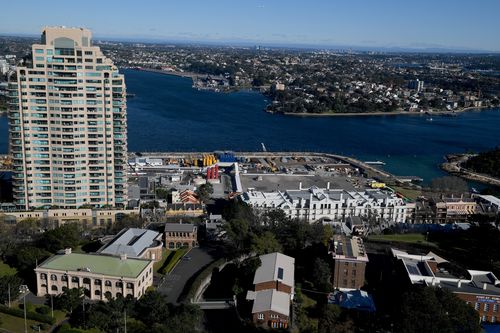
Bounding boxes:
[1,68,500,183]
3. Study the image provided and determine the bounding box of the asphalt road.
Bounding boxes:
[156,247,216,303]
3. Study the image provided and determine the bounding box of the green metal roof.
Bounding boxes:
[38,253,151,278]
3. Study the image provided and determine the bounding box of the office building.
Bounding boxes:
[8,27,127,210]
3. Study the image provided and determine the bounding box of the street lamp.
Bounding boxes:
[23,288,30,333]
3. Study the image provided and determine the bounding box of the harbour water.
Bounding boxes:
[1,68,499,183]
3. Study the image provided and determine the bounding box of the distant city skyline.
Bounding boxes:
[2,0,500,52]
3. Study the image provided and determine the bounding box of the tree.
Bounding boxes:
[38,224,81,253]
[318,304,354,333]
[222,200,256,224]
[275,218,311,253]
[262,209,289,229]
[0,275,22,304]
[156,188,169,200]
[311,258,332,292]
[134,290,170,326]
[398,287,480,333]
[15,218,40,236]
[0,219,16,259]
[196,183,213,203]
[308,223,334,245]
[224,219,251,255]
[12,246,51,272]
[52,287,84,314]
[107,214,142,234]
[429,176,468,194]
[250,231,282,255]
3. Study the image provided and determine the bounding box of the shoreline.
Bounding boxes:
[441,154,500,187]
[131,67,200,79]
[281,106,496,117]
[127,68,498,118]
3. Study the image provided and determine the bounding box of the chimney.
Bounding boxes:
[64,248,72,255]
[457,280,461,288]
[299,182,302,190]
[327,182,330,190]
[120,253,127,261]
[483,283,488,290]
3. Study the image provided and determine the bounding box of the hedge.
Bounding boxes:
[159,248,188,275]
[0,304,56,325]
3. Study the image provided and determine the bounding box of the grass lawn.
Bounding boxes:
[301,292,317,309]
[368,233,436,247]
[153,249,171,274]
[0,261,17,276]
[391,186,422,201]
[0,312,46,332]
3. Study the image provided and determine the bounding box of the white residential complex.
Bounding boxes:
[241,186,409,223]
[8,27,127,209]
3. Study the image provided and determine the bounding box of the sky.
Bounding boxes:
[1,0,500,51]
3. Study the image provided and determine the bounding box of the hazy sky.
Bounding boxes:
[2,0,500,51]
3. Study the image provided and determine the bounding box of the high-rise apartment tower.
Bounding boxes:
[8,27,127,210]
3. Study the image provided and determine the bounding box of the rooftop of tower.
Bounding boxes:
[41,26,93,47]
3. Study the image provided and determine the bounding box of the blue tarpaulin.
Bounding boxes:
[327,290,376,312]
[483,325,500,333]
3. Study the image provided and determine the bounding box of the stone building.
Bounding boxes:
[35,249,153,300]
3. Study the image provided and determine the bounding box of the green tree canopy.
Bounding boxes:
[38,224,81,253]
[52,287,84,314]
[398,287,480,333]
[250,231,282,255]
[195,182,213,203]
[0,275,22,304]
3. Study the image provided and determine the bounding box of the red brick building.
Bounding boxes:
[164,223,197,249]
[247,252,295,329]
[330,236,369,290]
